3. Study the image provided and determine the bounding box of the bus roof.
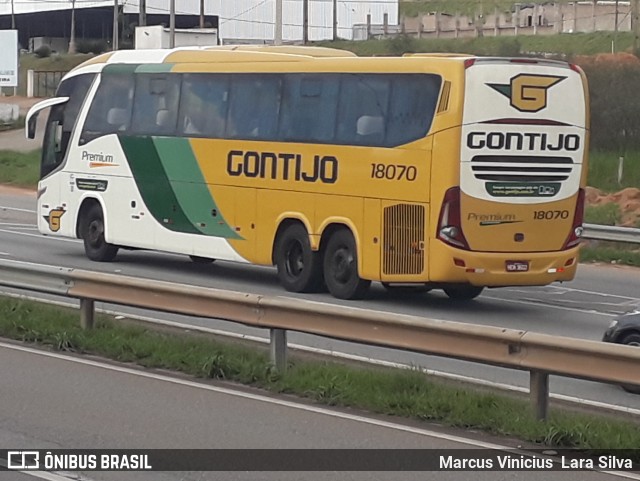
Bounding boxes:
[403,53,474,58]
[206,45,357,57]
[72,45,356,72]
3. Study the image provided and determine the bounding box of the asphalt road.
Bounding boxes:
[1,188,639,411]
[0,341,632,481]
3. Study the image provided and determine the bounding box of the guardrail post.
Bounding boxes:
[27,70,35,98]
[270,328,287,372]
[80,298,95,329]
[530,370,549,421]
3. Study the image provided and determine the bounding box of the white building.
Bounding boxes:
[0,0,399,42]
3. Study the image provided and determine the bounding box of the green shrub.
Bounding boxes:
[76,39,107,55]
[34,45,52,58]
[588,150,640,192]
[584,203,621,226]
[579,59,640,152]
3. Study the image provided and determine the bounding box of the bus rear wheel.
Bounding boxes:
[82,204,119,262]
[275,223,323,293]
[443,285,484,301]
[323,229,370,300]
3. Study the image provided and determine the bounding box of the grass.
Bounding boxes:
[580,244,640,267]
[2,295,640,451]
[584,204,622,226]
[399,0,578,17]
[0,150,40,187]
[588,150,640,193]
[321,31,636,58]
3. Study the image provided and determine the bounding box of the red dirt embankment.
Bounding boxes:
[585,186,640,227]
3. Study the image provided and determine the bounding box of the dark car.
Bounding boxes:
[603,311,640,393]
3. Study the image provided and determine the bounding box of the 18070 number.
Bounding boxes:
[533,210,570,220]
[370,163,417,181]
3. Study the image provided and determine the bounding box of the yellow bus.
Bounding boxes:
[26,46,589,300]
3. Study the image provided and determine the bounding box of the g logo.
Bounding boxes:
[489,74,566,113]
[44,208,65,232]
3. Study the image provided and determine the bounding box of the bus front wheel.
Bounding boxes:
[81,204,119,262]
[275,223,323,293]
[323,229,370,300]
[443,285,484,301]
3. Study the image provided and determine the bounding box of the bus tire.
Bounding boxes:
[81,204,119,262]
[443,285,484,301]
[620,333,640,394]
[275,223,323,293]
[323,229,370,300]
[189,255,215,264]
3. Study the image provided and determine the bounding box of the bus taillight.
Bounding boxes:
[563,188,585,250]
[437,187,470,250]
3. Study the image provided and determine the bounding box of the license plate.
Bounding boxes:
[506,261,529,272]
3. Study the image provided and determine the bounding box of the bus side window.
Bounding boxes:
[336,75,390,146]
[131,74,181,136]
[178,74,230,138]
[279,74,339,143]
[80,73,134,144]
[228,75,281,140]
[386,75,441,146]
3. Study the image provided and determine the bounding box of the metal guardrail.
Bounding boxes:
[1,258,640,422]
[26,70,67,98]
[583,223,640,244]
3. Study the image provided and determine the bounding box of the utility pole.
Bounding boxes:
[139,0,146,27]
[169,0,176,48]
[113,0,119,51]
[10,0,15,29]
[634,0,640,55]
[69,0,77,54]
[613,0,619,52]
[275,0,283,44]
[303,0,309,44]
[200,0,205,28]
[333,0,337,40]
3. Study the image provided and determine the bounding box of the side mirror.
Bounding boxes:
[27,112,38,139]
[25,96,70,140]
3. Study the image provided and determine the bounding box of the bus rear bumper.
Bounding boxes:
[429,243,581,287]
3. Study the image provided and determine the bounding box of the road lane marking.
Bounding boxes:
[1,290,639,417]
[0,205,37,214]
[0,228,82,243]
[1,341,638,480]
[0,458,96,480]
[0,339,537,450]
[508,285,640,302]
[482,294,620,317]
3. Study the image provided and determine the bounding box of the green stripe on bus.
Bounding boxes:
[152,137,241,239]
[103,64,139,75]
[135,64,175,73]
[119,135,200,235]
